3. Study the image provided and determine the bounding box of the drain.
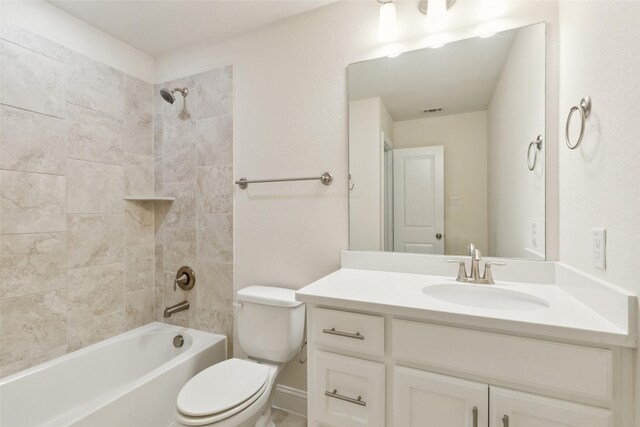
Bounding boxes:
[173,335,184,348]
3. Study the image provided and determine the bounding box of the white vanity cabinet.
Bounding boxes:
[306,307,631,427]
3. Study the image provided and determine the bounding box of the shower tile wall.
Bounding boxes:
[0,24,155,377]
[154,66,234,354]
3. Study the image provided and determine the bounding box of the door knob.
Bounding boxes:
[435,233,443,240]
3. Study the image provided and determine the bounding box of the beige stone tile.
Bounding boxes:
[195,262,233,353]
[271,409,307,427]
[0,21,66,62]
[163,227,196,273]
[67,263,124,323]
[155,285,165,323]
[0,232,67,299]
[0,106,66,174]
[162,75,196,138]
[0,40,65,118]
[0,290,66,364]
[124,152,154,196]
[0,345,67,379]
[197,115,233,167]
[197,165,233,214]
[67,159,123,214]
[125,244,154,292]
[67,104,123,166]
[156,182,196,228]
[66,49,123,118]
[164,137,196,183]
[124,74,153,114]
[155,244,164,289]
[67,214,124,269]
[125,288,154,330]
[124,108,153,156]
[196,66,232,120]
[67,310,125,352]
[0,170,66,234]
[196,214,233,263]
[125,201,154,246]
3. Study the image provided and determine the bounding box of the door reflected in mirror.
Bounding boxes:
[348,23,546,259]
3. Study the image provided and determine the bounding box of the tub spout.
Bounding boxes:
[164,301,189,318]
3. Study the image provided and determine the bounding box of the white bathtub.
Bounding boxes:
[0,322,227,427]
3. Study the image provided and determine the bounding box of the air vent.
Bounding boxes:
[423,107,443,114]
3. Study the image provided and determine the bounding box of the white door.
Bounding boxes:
[490,387,613,427]
[393,146,444,254]
[394,367,488,427]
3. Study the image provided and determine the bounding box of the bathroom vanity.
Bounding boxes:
[296,252,638,427]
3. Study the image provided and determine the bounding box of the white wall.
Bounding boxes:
[487,23,546,259]
[349,97,383,251]
[558,2,640,420]
[393,111,488,256]
[1,0,154,82]
[154,0,560,392]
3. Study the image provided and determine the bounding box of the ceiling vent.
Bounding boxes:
[422,107,444,114]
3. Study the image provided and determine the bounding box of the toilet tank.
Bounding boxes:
[236,286,305,363]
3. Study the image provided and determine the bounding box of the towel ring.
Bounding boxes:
[565,96,592,150]
[527,135,543,171]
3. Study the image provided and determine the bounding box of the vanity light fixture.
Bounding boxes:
[377,0,399,42]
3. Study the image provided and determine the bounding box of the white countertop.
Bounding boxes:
[296,268,638,348]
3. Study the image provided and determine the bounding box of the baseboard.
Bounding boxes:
[272,384,307,417]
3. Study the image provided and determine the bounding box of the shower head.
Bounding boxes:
[159,87,189,105]
[160,87,191,119]
[160,88,175,104]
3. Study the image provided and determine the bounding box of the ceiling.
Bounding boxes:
[47,0,336,56]
[348,28,519,122]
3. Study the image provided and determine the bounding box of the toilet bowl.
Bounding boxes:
[175,358,281,427]
[174,286,305,427]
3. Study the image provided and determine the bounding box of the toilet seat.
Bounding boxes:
[176,358,270,425]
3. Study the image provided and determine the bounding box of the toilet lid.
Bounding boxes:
[177,358,270,417]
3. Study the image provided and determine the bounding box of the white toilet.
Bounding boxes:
[175,286,305,427]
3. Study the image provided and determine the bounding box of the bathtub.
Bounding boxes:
[0,322,227,427]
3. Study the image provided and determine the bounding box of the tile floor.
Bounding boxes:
[272,408,307,426]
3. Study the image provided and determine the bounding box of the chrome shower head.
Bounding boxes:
[160,87,190,119]
[160,88,175,104]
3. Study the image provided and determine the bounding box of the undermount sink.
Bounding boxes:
[422,284,550,311]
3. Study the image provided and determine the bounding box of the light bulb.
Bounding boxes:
[378,2,399,43]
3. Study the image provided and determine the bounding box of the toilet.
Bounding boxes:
[175,286,305,427]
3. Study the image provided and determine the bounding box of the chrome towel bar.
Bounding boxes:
[235,172,333,189]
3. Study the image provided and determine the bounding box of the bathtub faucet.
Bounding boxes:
[164,301,190,318]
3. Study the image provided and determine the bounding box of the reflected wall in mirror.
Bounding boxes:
[348,23,546,260]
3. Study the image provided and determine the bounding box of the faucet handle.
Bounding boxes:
[482,261,506,284]
[446,259,468,281]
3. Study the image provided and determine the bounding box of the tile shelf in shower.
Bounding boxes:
[124,196,176,202]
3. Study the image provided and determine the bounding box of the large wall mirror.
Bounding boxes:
[348,23,546,259]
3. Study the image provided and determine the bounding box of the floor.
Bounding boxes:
[272,408,307,426]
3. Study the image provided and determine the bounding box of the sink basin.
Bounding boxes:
[422,284,550,311]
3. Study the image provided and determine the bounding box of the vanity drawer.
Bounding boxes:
[392,319,613,402]
[312,351,385,427]
[312,308,385,356]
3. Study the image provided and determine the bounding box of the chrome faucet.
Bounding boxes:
[446,243,505,285]
[163,301,190,318]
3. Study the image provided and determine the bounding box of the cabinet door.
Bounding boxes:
[393,366,488,427]
[490,387,613,427]
[312,351,385,427]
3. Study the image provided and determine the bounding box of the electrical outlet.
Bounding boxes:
[449,196,462,212]
[593,228,606,270]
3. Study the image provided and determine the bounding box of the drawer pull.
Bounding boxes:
[325,389,367,406]
[472,406,478,427]
[322,328,365,340]
[502,415,509,427]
